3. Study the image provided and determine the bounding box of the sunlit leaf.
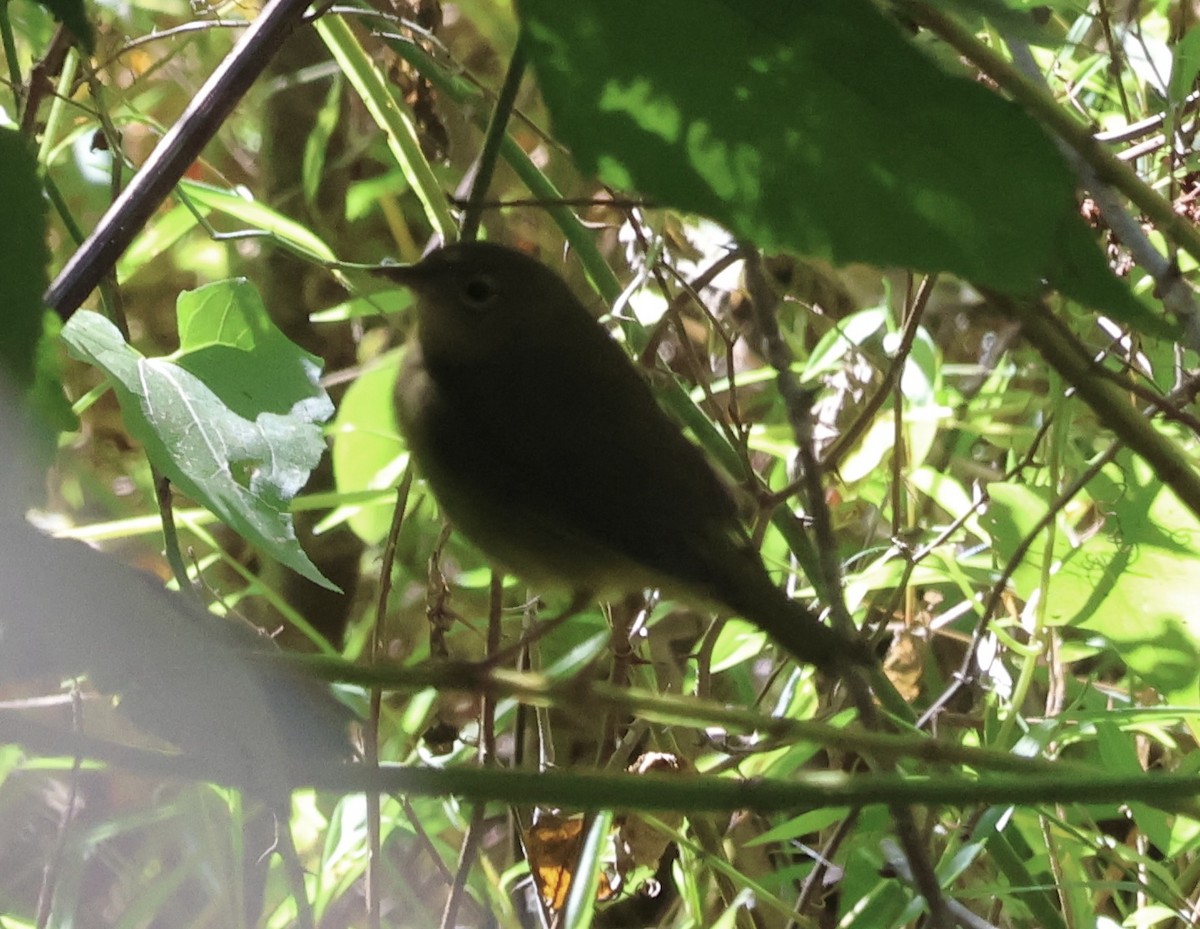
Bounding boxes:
[329,350,407,543]
[61,282,337,590]
[986,454,1200,698]
[519,0,1171,335]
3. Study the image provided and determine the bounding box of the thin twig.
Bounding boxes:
[449,194,656,210]
[481,571,503,764]
[34,684,83,929]
[821,275,936,472]
[459,32,526,242]
[745,249,952,927]
[95,18,249,69]
[366,469,414,929]
[1095,90,1200,144]
[439,806,487,929]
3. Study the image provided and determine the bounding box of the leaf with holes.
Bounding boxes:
[62,282,336,590]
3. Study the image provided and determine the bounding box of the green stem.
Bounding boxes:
[459,31,526,242]
[43,173,85,245]
[154,470,194,594]
[37,46,78,165]
[316,13,457,243]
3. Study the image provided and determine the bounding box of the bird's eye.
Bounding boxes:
[462,275,497,308]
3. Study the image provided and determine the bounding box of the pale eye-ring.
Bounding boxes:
[462,275,498,308]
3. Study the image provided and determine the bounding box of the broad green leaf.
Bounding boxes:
[1077,454,1200,699]
[61,285,338,591]
[1169,26,1200,107]
[174,280,334,425]
[711,617,769,672]
[177,279,270,350]
[838,416,897,485]
[329,350,407,543]
[986,454,1200,698]
[518,0,1170,335]
[985,482,1076,601]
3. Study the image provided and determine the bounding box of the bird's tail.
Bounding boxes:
[709,549,873,673]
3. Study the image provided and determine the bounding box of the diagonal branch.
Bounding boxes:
[992,291,1200,521]
[43,0,311,317]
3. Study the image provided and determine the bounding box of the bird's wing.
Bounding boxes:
[423,334,745,589]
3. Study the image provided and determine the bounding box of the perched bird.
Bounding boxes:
[378,242,871,673]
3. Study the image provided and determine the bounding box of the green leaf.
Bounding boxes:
[329,350,407,543]
[179,180,336,262]
[802,305,889,380]
[985,455,1200,699]
[61,282,338,591]
[309,288,413,323]
[0,128,49,388]
[315,14,457,242]
[518,0,1158,330]
[1076,454,1200,699]
[303,73,344,209]
[1169,25,1200,107]
[174,279,332,424]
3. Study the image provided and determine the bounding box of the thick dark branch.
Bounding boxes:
[43,0,312,317]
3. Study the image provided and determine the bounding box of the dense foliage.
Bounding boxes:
[4,0,1200,927]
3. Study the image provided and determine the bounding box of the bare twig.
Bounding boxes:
[365,469,414,929]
